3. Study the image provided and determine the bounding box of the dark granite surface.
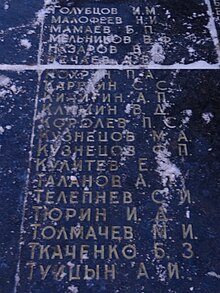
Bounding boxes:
[0,1,220,293]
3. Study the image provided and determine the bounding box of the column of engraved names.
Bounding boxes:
[45,4,163,65]
[26,69,140,282]
[24,69,197,284]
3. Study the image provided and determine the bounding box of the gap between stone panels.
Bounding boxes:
[0,64,219,71]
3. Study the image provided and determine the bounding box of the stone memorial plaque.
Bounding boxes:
[0,1,220,293]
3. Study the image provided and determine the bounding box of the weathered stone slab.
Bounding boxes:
[41,0,219,66]
[0,1,220,293]
[14,69,220,293]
